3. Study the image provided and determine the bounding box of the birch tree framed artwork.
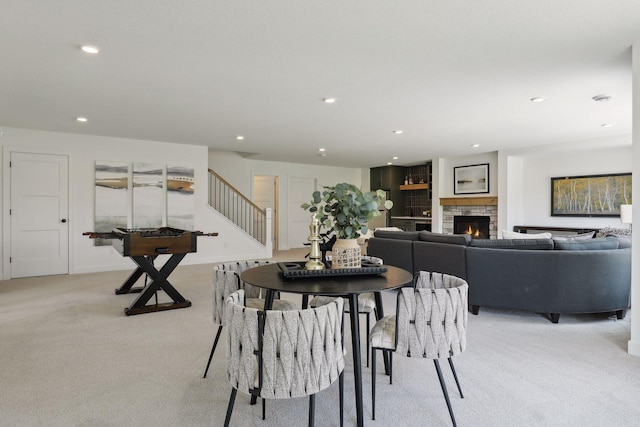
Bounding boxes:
[551,173,632,217]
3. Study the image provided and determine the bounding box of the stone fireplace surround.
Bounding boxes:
[440,197,498,239]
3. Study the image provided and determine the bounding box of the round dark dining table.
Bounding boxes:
[241,262,413,427]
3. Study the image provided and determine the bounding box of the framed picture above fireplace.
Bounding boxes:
[551,172,632,217]
[454,163,489,194]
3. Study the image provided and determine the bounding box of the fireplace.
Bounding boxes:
[454,215,490,239]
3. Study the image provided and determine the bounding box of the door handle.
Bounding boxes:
[61,219,67,223]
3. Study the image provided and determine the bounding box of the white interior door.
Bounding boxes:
[253,175,278,250]
[10,152,69,278]
[288,176,315,249]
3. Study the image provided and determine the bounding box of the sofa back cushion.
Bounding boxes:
[373,230,421,241]
[553,237,619,251]
[605,234,632,249]
[413,241,467,279]
[418,231,471,246]
[469,238,554,250]
[367,238,414,273]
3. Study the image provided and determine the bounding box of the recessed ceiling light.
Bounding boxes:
[530,97,545,103]
[393,130,403,134]
[392,156,398,160]
[471,144,480,148]
[235,135,244,141]
[76,117,88,122]
[318,148,326,152]
[81,45,100,54]
[592,94,612,102]
[322,98,337,104]
[387,162,393,165]
[601,123,613,128]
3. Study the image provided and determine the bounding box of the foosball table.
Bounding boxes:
[84,227,217,316]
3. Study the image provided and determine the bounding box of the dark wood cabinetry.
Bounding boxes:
[370,165,406,219]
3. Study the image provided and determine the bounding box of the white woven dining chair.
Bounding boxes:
[202,260,297,379]
[223,289,345,427]
[369,271,468,426]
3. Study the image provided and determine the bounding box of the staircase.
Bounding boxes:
[208,169,269,245]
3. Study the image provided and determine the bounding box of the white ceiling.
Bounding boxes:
[1,1,638,168]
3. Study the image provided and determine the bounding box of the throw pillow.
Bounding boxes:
[551,231,595,242]
[501,230,552,239]
[469,238,554,250]
[596,227,632,238]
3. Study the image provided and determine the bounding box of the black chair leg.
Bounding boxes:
[339,371,344,427]
[203,325,223,378]
[389,350,393,385]
[366,312,370,367]
[223,388,237,427]
[434,359,457,427]
[309,394,315,427]
[262,397,266,420]
[447,358,464,398]
[371,348,376,420]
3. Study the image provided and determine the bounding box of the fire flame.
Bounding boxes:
[465,225,481,238]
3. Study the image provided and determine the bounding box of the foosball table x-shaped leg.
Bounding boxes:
[120,254,192,315]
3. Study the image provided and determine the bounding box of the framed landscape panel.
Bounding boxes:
[94,161,129,246]
[551,173,632,217]
[132,162,164,228]
[167,165,195,230]
[454,163,489,194]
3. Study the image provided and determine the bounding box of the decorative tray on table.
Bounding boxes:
[278,261,387,279]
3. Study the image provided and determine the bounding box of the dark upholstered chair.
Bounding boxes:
[369,271,468,426]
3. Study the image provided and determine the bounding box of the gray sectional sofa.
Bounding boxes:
[367,230,631,323]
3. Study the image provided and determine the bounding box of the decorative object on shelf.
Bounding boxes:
[305,216,326,270]
[551,173,632,217]
[408,174,413,184]
[454,163,489,194]
[301,183,393,269]
[404,176,408,185]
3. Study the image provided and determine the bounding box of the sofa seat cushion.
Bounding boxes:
[470,238,554,250]
[418,231,471,246]
[553,237,619,251]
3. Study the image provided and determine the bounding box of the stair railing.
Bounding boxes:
[208,169,267,245]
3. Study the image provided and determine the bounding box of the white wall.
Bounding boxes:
[209,150,366,249]
[0,127,268,278]
[513,138,632,230]
[629,41,640,357]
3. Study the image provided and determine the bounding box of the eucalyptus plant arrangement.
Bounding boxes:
[301,183,393,239]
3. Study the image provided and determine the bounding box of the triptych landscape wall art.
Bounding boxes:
[94,161,195,245]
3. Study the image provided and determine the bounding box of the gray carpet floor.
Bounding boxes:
[2,249,640,426]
